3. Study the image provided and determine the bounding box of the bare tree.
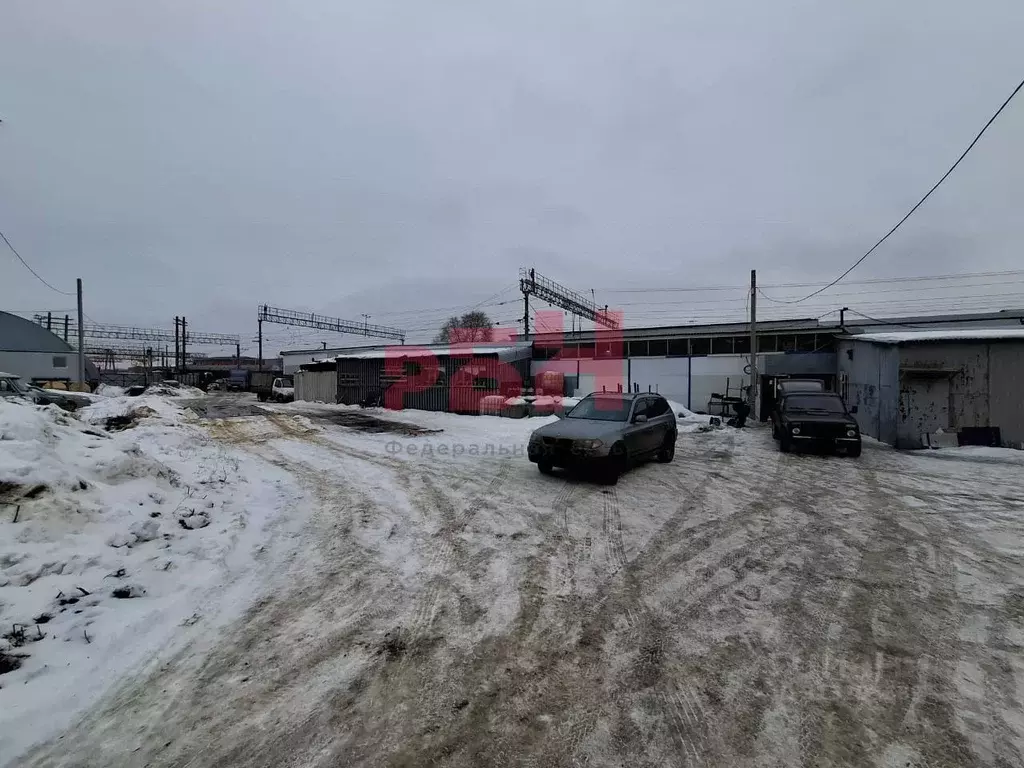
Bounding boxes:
[435,311,494,343]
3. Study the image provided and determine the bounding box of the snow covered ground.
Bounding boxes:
[0,395,302,762]
[6,395,1024,768]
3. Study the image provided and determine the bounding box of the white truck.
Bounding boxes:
[252,371,294,403]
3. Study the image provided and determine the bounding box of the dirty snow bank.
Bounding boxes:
[0,398,301,764]
[666,399,720,433]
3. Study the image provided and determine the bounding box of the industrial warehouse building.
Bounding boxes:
[283,310,1024,447]
[0,310,100,382]
[838,329,1024,449]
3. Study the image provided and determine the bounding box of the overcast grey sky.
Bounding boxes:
[2,0,1022,348]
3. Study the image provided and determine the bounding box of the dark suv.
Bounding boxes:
[772,392,861,457]
[528,392,677,483]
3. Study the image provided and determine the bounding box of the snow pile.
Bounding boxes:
[95,384,125,398]
[0,401,154,495]
[666,400,720,433]
[0,397,300,761]
[144,381,204,398]
[78,393,187,427]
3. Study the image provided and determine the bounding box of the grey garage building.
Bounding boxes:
[837,329,1024,449]
[0,310,99,383]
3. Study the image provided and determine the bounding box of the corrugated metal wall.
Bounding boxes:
[838,340,900,445]
[336,355,530,413]
[988,342,1024,447]
[295,370,338,403]
[897,340,1024,448]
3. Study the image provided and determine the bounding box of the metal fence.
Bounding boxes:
[335,355,530,413]
[295,370,337,403]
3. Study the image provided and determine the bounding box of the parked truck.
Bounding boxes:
[252,371,294,403]
[225,368,250,392]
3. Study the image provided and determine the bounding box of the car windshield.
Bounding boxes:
[565,396,632,421]
[3,377,28,394]
[780,382,822,393]
[784,395,847,414]
[281,377,294,387]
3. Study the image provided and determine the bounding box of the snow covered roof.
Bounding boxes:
[847,328,1024,345]
[315,342,534,363]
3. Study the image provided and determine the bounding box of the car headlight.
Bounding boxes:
[576,439,604,450]
[791,426,801,435]
[846,429,857,438]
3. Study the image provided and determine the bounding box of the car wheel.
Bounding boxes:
[603,443,627,484]
[537,460,553,475]
[656,432,676,463]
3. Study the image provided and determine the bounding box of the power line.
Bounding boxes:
[598,268,1024,295]
[0,229,75,296]
[762,76,1024,305]
[844,309,941,330]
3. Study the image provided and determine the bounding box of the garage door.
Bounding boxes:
[903,374,951,435]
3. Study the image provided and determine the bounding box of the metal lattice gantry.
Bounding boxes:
[83,343,159,360]
[258,305,406,342]
[33,316,240,346]
[518,268,619,329]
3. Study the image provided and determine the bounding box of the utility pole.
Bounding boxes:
[840,306,848,331]
[523,293,530,339]
[46,312,52,332]
[257,316,263,371]
[236,342,241,368]
[174,317,180,372]
[749,269,757,418]
[361,313,370,331]
[77,279,86,386]
[181,316,187,373]
[63,315,69,342]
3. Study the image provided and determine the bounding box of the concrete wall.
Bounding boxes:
[688,355,752,412]
[628,358,689,406]
[837,340,900,445]
[535,352,808,412]
[295,370,337,403]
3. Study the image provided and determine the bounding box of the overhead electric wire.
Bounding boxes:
[1,228,75,296]
[844,309,946,329]
[761,76,1024,305]
[598,268,1024,296]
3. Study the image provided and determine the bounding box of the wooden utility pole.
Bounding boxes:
[749,269,757,418]
[76,279,86,386]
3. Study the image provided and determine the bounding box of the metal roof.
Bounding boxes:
[846,328,1024,345]
[313,341,535,363]
[0,311,81,354]
[522,310,1024,343]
